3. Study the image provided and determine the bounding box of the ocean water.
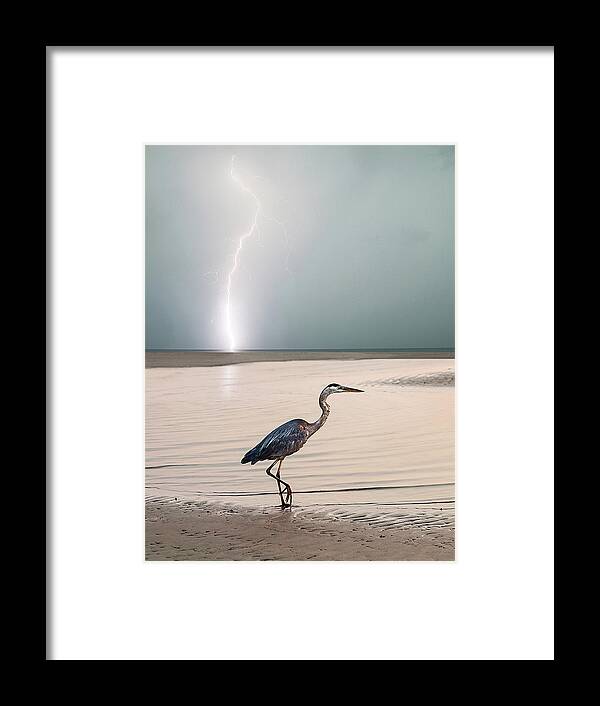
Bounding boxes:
[146,358,455,532]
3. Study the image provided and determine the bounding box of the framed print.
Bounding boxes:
[48,47,554,660]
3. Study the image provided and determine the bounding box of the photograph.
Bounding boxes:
[145,144,455,560]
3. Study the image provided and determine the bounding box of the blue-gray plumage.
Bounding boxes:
[241,382,363,509]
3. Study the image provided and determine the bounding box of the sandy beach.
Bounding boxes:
[146,352,455,560]
[146,497,453,560]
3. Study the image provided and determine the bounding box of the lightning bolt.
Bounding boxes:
[224,155,294,351]
[225,155,261,351]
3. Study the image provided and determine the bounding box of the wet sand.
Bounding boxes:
[146,354,455,560]
[146,349,454,368]
[146,497,454,561]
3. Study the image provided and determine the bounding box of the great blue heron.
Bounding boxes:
[241,383,364,509]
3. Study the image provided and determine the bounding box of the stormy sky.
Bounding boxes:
[146,145,454,350]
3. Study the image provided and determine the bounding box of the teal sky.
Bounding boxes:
[146,145,454,350]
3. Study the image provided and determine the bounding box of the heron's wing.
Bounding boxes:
[243,419,310,463]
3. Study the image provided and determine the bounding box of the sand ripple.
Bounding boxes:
[363,369,454,387]
[145,495,455,559]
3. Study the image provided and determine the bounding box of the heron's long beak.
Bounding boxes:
[341,386,364,393]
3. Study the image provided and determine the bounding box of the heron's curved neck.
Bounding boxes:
[308,393,330,436]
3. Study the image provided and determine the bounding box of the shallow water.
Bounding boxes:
[146,359,454,531]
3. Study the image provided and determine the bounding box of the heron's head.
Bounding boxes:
[321,382,364,397]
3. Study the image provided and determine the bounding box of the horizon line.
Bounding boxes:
[146,347,455,352]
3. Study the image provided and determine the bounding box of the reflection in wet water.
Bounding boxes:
[217,364,239,399]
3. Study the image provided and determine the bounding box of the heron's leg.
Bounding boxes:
[276,459,293,509]
[275,460,287,507]
[267,460,292,509]
[265,460,286,508]
[273,460,285,504]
